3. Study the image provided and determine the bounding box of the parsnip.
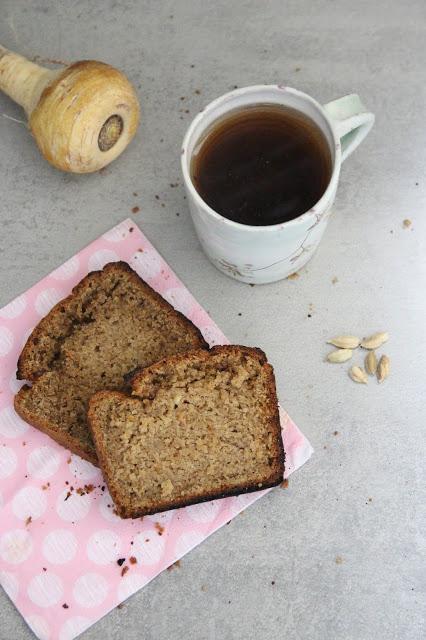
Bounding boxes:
[0,45,140,173]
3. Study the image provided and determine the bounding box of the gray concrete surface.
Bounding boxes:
[0,1,425,639]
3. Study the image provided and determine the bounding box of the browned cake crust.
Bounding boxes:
[88,345,285,518]
[14,261,208,464]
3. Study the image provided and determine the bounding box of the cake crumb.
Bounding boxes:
[129,556,137,565]
[132,206,140,214]
[155,522,165,536]
[66,457,71,464]
[117,603,124,609]
[62,603,69,609]
[287,272,299,280]
[117,558,126,567]
[333,430,339,436]
[167,560,181,571]
[42,567,47,572]
[280,479,289,489]
[403,218,412,228]
[121,566,129,577]
[25,516,32,526]
[335,556,344,565]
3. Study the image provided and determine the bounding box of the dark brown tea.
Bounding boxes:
[191,104,332,226]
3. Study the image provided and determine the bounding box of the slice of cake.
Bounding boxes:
[88,346,285,518]
[14,261,207,464]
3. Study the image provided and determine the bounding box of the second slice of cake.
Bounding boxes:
[88,346,285,518]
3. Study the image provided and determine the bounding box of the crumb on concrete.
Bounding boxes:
[403,218,412,228]
[335,556,344,565]
[167,560,181,571]
[287,272,299,280]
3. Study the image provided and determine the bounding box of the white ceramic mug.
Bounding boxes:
[181,85,374,284]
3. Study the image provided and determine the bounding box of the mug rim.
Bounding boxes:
[181,84,341,232]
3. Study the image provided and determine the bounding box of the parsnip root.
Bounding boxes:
[0,45,140,173]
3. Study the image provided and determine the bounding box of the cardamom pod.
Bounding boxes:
[327,335,360,349]
[360,332,389,350]
[327,349,353,363]
[349,365,368,384]
[377,355,390,383]
[365,350,377,375]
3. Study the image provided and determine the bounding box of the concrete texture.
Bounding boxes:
[0,1,425,638]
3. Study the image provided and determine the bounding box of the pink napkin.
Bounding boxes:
[0,219,313,640]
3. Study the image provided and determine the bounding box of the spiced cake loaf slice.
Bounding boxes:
[14,261,207,464]
[88,346,285,518]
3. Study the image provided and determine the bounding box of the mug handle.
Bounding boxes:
[323,94,375,162]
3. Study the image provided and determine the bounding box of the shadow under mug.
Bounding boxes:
[181,85,374,284]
